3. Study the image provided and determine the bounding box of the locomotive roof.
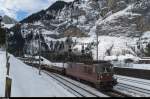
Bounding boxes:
[75,60,113,66]
[92,60,111,64]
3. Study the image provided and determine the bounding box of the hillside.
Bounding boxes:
[9,0,150,60]
[2,15,18,24]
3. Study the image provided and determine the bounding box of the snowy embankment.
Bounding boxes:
[114,75,150,97]
[114,63,150,70]
[0,51,6,97]
[0,51,75,97]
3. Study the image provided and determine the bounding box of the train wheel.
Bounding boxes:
[95,83,100,89]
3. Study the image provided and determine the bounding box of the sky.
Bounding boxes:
[0,0,74,21]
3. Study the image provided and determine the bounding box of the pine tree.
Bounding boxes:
[145,43,150,56]
[50,40,53,51]
[0,16,6,46]
[0,27,6,46]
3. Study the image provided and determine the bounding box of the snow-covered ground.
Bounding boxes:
[0,51,75,97]
[132,64,150,70]
[0,51,6,97]
[3,24,15,29]
[113,61,150,70]
[0,51,108,97]
[49,72,108,97]
[114,75,150,97]
[10,57,75,97]
[1,22,15,29]
[2,50,150,97]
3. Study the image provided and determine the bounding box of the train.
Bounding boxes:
[43,60,117,91]
[21,53,117,91]
[21,38,117,90]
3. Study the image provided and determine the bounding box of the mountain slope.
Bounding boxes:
[20,1,71,23]
[9,0,150,60]
[2,15,17,24]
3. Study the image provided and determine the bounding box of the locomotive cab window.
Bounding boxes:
[95,63,112,73]
[95,65,105,73]
[104,67,111,73]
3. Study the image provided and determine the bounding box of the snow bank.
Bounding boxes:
[132,64,150,70]
[142,31,150,38]
[105,54,139,61]
[0,53,75,97]
[115,75,150,97]
[4,24,15,29]
[0,51,6,97]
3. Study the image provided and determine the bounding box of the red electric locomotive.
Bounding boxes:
[65,61,117,90]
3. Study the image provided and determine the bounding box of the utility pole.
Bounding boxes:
[5,28,12,96]
[0,16,2,28]
[5,26,12,98]
[22,30,25,57]
[96,32,99,61]
[38,28,42,75]
[5,28,9,69]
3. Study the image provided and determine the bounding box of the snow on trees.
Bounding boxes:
[0,27,6,46]
[0,16,6,47]
[145,43,150,56]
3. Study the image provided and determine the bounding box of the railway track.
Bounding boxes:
[43,71,102,97]
[44,71,130,97]
[115,83,150,97]
[19,60,133,97]
[105,89,131,97]
[117,76,150,86]
[44,71,84,97]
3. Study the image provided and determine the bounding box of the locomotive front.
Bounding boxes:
[94,61,117,90]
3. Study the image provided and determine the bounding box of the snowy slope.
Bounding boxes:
[43,36,140,61]
[9,0,150,61]
[1,51,109,97]
[9,54,75,97]
[114,63,150,70]
[0,51,6,97]
[2,15,17,24]
[115,75,150,97]
[0,51,75,97]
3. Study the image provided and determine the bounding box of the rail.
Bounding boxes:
[43,71,100,97]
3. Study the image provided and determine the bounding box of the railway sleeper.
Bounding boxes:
[95,82,114,91]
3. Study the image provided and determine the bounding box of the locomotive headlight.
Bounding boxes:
[100,75,103,79]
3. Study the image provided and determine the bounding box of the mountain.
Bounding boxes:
[9,0,150,60]
[2,15,17,24]
[0,15,17,49]
[20,1,71,23]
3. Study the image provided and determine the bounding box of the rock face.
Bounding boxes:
[9,0,150,58]
[2,15,17,24]
[17,0,150,37]
[96,0,150,37]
